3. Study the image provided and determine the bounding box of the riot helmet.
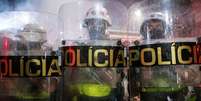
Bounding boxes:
[140,12,168,40]
[83,5,111,40]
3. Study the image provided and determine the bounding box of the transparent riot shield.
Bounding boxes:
[59,0,129,101]
[128,0,201,101]
[0,11,63,101]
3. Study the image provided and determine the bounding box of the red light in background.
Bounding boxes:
[2,37,9,50]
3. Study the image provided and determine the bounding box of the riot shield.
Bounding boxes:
[128,0,201,101]
[0,11,63,101]
[59,0,129,101]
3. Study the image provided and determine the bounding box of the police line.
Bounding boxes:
[62,42,201,67]
[0,42,200,77]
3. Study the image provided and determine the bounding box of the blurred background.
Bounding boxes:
[1,0,200,38]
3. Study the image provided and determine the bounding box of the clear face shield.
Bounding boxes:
[141,19,166,40]
[84,18,108,40]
